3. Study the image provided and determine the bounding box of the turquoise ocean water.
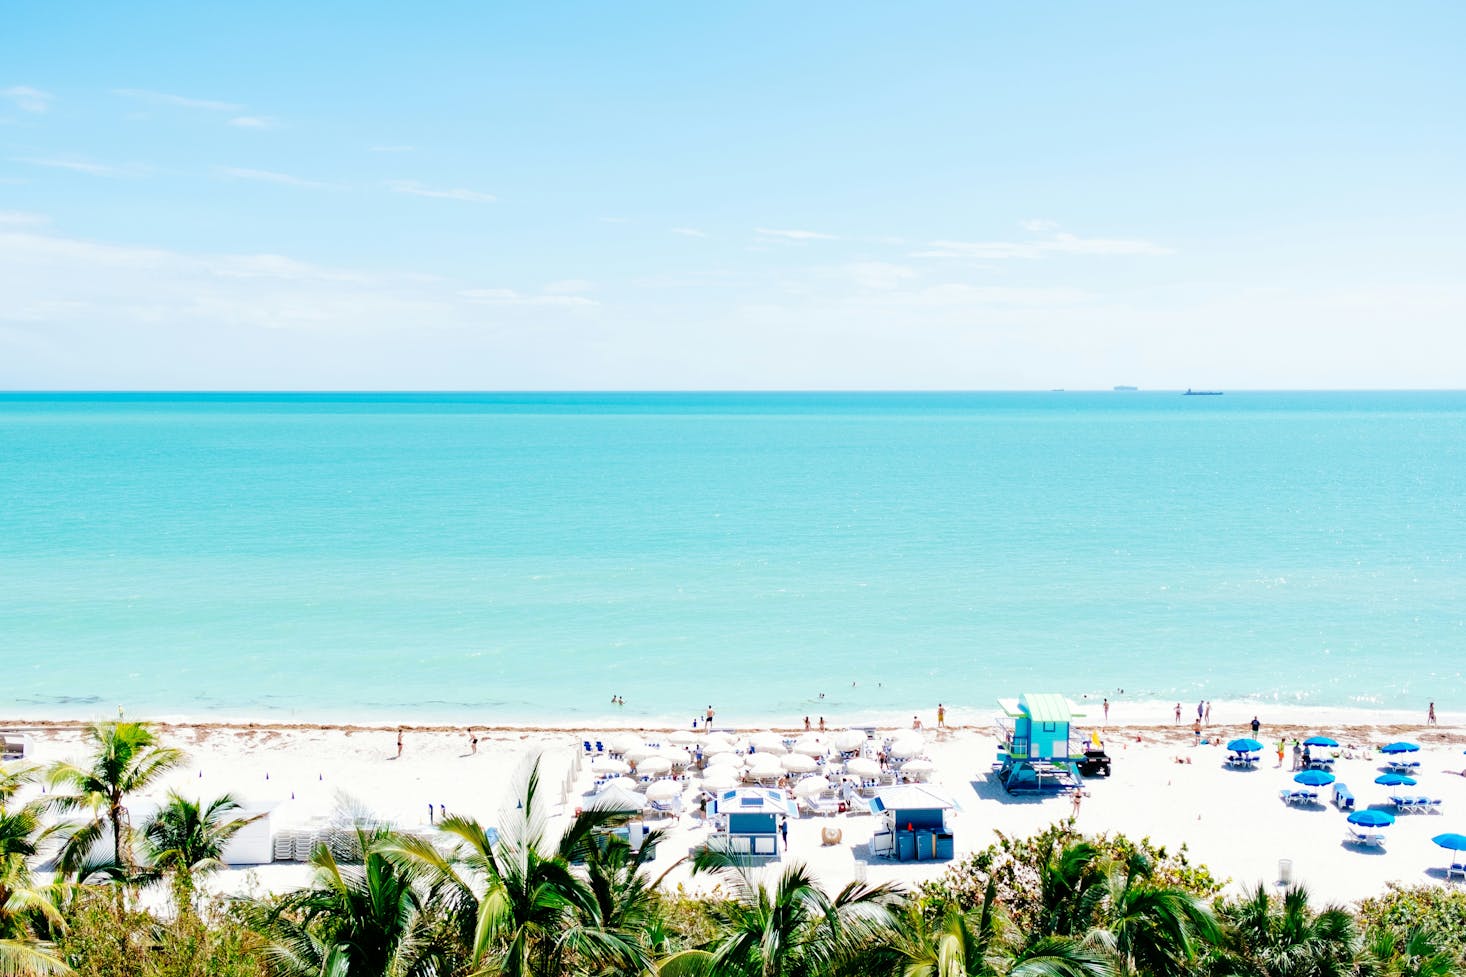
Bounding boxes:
[1,391,1463,725]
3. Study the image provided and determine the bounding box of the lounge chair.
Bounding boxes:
[1279,789,1318,806]
[1332,784,1355,810]
[584,740,595,754]
[1448,857,1466,881]
[1392,796,1444,814]
[1346,826,1386,848]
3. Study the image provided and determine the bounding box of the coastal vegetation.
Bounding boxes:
[1,724,1464,976]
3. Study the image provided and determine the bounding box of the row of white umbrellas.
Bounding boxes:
[606,728,893,758]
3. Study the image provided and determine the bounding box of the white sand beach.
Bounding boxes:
[5,703,1465,906]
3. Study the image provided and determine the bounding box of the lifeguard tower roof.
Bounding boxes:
[997,693,1085,721]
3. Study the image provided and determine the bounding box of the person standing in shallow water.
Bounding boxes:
[396,727,404,759]
[1102,697,1110,723]
[1428,702,1437,725]
[1174,703,1181,724]
[937,703,946,728]
[1251,716,1261,735]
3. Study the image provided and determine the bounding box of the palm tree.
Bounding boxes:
[1212,883,1361,977]
[888,882,1116,977]
[46,721,186,877]
[1359,924,1460,977]
[1086,851,1218,976]
[660,848,901,977]
[142,791,262,912]
[252,826,425,977]
[0,763,69,976]
[379,759,653,977]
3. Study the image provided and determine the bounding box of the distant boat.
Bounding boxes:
[1183,388,1223,396]
[1112,385,1138,391]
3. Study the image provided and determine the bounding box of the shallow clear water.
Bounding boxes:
[1,391,1463,724]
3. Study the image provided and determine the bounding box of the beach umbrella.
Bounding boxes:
[657,747,693,766]
[1227,738,1264,753]
[1432,833,1466,851]
[646,780,682,802]
[702,733,736,752]
[833,729,866,751]
[638,756,672,776]
[1347,809,1396,828]
[888,736,925,759]
[1381,742,1420,754]
[902,758,936,774]
[592,757,631,775]
[590,783,646,812]
[705,751,742,768]
[750,732,788,753]
[668,730,702,746]
[609,733,643,754]
[781,753,818,774]
[747,753,783,776]
[1294,770,1335,787]
[623,745,656,763]
[794,775,831,798]
[701,767,742,791]
[1374,773,1418,787]
[845,757,881,778]
[1303,736,1338,748]
[792,736,828,756]
[597,776,639,793]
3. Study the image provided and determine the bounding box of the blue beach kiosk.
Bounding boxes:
[709,788,797,857]
[867,785,957,861]
[995,693,1084,793]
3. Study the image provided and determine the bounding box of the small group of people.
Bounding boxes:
[610,694,625,706]
[1174,700,1213,725]
[802,716,827,731]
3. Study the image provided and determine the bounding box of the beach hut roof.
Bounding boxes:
[712,787,798,817]
[998,693,1082,722]
[869,784,959,812]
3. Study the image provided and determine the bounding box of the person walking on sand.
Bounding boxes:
[1291,741,1301,771]
[396,727,404,759]
[1174,703,1182,724]
[937,703,946,728]
[1103,697,1110,723]
[818,716,825,731]
[1192,719,1202,746]
[1071,789,1082,819]
[706,705,715,726]
[1276,739,1285,767]
[1428,702,1437,726]
[804,716,811,731]
[1204,701,1212,725]
[1251,715,1261,735]
[469,731,478,755]
[1197,700,1204,722]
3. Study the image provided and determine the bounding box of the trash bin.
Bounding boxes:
[1278,858,1293,884]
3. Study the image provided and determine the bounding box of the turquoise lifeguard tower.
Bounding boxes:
[994,693,1084,792]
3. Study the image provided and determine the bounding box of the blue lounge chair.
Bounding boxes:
[1332,784,1355,810]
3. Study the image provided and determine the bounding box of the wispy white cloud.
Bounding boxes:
[386,179,495,203]
[218,166,337,190]
[113,88,244,112]
[369,145,415,153]
[228,115,275,129]
[671,227,708,238]
[845,261,917,290]
[756,227,839,241]
[2,85,53,113]
[543,279,594,295]
[0,211,49,226]
[1020,218,1059,233]
[913,230,1171,260]
[12,156,132,177]
[458,287,596,308]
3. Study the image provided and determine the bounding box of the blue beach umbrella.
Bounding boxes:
[1381,742,1420,754]
[1433,833,1466,851]
[1348,809,1395,828]
[1375,773,1418,787]
[1303,736,1338,747]
[1294,770,1335,787]
[1228,738,1263,753]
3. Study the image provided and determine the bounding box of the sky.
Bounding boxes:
[2,2,1464,390]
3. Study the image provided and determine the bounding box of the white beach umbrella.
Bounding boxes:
[638,756,672,776]
[599,776,638,792]
[888,736,925,759]
[845,757,881,778]
[794,775,831,798]
[748,753,783,776]
[792,736,828,757]
[833,729,867,751]
[701,768,742,791]
[609,733,643,754]
[591,757,631,775]
[750,732,788,753]
[646,780,683,801]
[590,782,646,812]
[705,751,743,768]
[902,758,936,776]
[623,745,656,763]
[658,747,693,766]
[703,732,735,751]
[668,730,702,746]
[781,753,818,774]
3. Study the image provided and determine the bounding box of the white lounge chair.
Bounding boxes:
[1346,826,1386,848]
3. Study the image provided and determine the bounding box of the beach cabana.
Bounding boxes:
[994,694,1084,792]
[868,784,956,861]
[709,787,796,857]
